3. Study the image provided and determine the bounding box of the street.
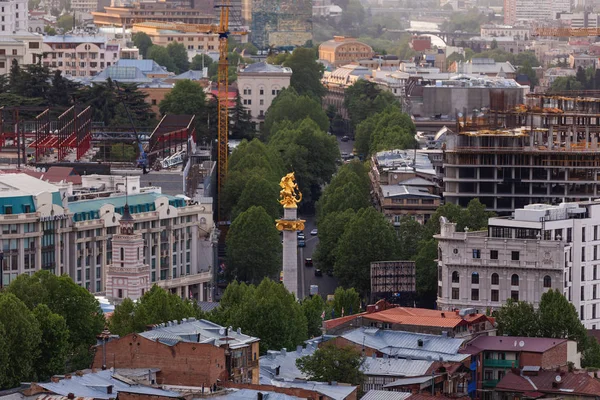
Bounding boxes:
[296,135,356,299]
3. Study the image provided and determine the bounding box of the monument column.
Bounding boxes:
[276,173,305,299]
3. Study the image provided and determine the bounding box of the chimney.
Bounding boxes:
[107,385,113,394]
[51,377,60,383]
[257,393,264,400]
[441,312,445,318]
[67,394,75,400]
[65,374,72,379]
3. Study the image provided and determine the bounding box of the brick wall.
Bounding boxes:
[540,342,568,369]
[92,333,229,386]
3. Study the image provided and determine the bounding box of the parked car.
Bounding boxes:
[310,228,318,236]
[298,233,305,240]
[298,239,306,247]
[314,269,323,277]
[341,135,350,142]
[305,258,313,267]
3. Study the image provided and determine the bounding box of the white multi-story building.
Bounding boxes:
[504,0,571,25]
[0,173,216,301]
[437,201,600,329]
[237,62,292,124]
[42,35,120,78]
[480,24,531,39]
[0,0,28,33]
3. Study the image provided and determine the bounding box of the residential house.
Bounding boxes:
[495,369,600,400]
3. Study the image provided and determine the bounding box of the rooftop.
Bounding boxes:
[258,376,356,400]
[361,391,412,400]
[341,328,468,362]
[0,173,61,198]
[139,318,259,349]
[461,336,568,355]
[239,62,292,74]
[374,149,436,176]
[495,370,600,396]
[215,389,301,399]
[43,35,107,43]
[319,36,371,52]
[116,59,170,74]
[362,307,483,329]
[380,184,439,199]
[37,369,180,400]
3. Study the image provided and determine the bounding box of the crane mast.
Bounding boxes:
[217,1,230,222]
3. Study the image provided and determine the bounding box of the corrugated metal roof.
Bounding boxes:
[216,388,301,399]
[38,369,180,400]
[240,62,292,74]
[362,357,432,377]
[383,375,440,387]
[259,377,356,400]
[342,328,468,362]
[360,390,412,400]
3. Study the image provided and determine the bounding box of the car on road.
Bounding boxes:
[298,232,305,240]
[341,135,350,142]
[305,258,313,267]
[298,239,306,247]
[314,269,323,277]
[310,228,318,236]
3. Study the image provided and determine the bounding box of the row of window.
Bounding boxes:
[448,287,519,302]
[449,271,552,288]
[472,249,520,261]
[243,88,281,96]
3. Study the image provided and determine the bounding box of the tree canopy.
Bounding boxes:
[296,343,364,385]
[109,285,203,336]
[355,105,416,157]
[159,79,208,141]
[212,279,308,353]
[344,80,399,128]
[263,88,329,139]
[147,46,177,72]
[302,294,326,338]
[132,32,153,58]
[225,206,282,283]
[166,42,190,73]
[283,47,325,99]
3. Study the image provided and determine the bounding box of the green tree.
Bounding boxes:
[283,47,325,99]
[147,45,177,72]
[413,239,438,297]
[159,79,207,137]
[0,293,41,388]
[317,161,370,219]
[549,76,583,93]
[57,14,74,32]
[296,343,365,385]
[268,118,339,206]
[495,298,540,337]
[517,63,539,88]
[110,143,136,161]
[167,42,190,73]
[302,294,326,337]
[490,39,498,49]
[397,216,425,260]
[226,206,281,283]
[424,198,493,238]
[230,89,256,140]
[344,80,399,128]
[231,175,280,221]
[5,271,105,370]
[132,32,153,58]
[582,337,600,368]
[263,88,329,139]
[190,54,214,70]
[213,279,308,353]
[576,66,587,88]
[335,207,399,294]
[33,304,70,381]
[0,323,8,389]
[355,106,415,156]
[44,25,57,35]
[109,286,202,336]
[332,287,360,317]
[538,289,588,350]
[314,209,357,274]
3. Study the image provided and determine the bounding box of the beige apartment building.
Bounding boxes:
[237,62,292,124]
[318,36,374,68]
[0,32,43,74]
[92,2,214,28]
[132,22,219,52]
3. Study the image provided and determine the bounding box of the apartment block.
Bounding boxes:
[0,173,216,301]
[504,0,570,25]
[0,0,27,33]
[0,32,43,74]
[42,35,120,78]
[444,94,600,213]
[437,201,600,329]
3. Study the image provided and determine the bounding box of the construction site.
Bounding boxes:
[443,92,600,214]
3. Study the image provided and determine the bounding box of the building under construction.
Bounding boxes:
[444,93,600,213]
[370,261,416,303]
[250,0,312,49]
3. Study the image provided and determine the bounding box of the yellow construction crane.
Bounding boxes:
[217,0,230,223]
[533,26,600,37]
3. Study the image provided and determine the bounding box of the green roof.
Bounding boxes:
[68,193,185,222]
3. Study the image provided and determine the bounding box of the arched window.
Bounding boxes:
[511,274,519,286]
[452,271,460,283]
[543,275,552,288]
[472,272,479,284]
[491,273,499,285]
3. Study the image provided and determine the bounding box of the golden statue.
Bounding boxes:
[279,172,302,208]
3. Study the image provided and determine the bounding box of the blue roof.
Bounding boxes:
[38,369,180,399]
[92,66,152,83]
[116,59,169,74]
[67,192,185,222]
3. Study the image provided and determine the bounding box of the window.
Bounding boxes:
[594,304,597,319]
[543,275,552,288]
[581,305,585,320]
[259,99,264,105]
[595,225,598,241]
[472,249,481,259]
[583,247,586,262]
[471,288,479,301]
[452,287,459,299]
[594,285,597,300]
[511,274,519,286]
[152,99,157,105]
[118,289,123,298]
[583,227,587,242]
[595,265,598,280]
[259,88,264,95]
[12,49,16,55]
[581,286,585,301]
[490,250,498,260]
[567,228,573,242]
[4,205,12,215]
[29,42,39,49]
[491,289,499,302]
[511,290,519,301]
[452,271,460,283]
[472,272,479,284]
[595,246,598,261]
[582,266,586,281]
[511,251,520,261]
[120,248,124,260]
[491,273,499,285]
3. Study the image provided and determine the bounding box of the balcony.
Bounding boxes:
[482,380,499,388]
[484,359,517,368]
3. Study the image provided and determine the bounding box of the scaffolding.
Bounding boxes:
[370,261,416,301]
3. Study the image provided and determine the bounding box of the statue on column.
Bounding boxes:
[279,172,302,209]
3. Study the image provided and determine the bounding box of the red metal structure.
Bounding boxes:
[148,114,195,162]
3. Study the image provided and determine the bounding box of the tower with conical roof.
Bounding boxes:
[105,202,150,302]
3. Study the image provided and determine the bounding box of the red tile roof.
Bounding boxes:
[495,370,600,396]
[461,336,567,355]
[42,166,81,185]
[363,307,471,328]
[407,393,454,400]
[324,313,367,330]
